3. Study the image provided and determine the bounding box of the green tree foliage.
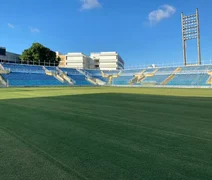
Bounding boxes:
[20,43,60,66]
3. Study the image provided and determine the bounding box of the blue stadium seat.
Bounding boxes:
[155,67,177,74]
[180,65,212,74]
[111,69,144,85]
[86,70,107,82]
[45,66,57,72]
[2,63,45,74]
[2,72,65,87]
[143,75,170,84]
[168,74,210,86]
[1,63,211,87]
[112,76,132,85]
[60,68,92,86]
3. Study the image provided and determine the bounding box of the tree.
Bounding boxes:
[20,43,60,66]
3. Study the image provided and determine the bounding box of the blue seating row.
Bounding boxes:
[0,63,211,87]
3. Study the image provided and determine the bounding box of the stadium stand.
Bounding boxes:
[142,74,171,85]
[111,69,144,85]
[155,67,177,74]
[59,68,92,86]
[75,69,105,85]
[103,70,120,75]
[45,66,57,72]
[144,68,157,73]
[2,72,64,87]
[167,73,210,86]
[86,70,107,82]
[0,63,212,87]
[2,63,44,74]
[180,65,212,73]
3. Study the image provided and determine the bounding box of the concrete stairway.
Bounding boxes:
[144,68,158,77]
[129,70,146,84]
[161,67,182,85]
[43,66,72,84]
[0,74,8,87]
[76,69,98,85]
[77,69,105,85]
[207,71,212,84]
[0,64,10,74]
[56,67,75,85]
[101,71,122,85]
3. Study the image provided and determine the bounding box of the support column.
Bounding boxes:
[196,8,201,65]
[181,12,186,66]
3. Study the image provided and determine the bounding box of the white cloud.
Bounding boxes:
[148,4,176,25]
[80,0,101,10]
[29,27,40,33]
[8,23,15,29]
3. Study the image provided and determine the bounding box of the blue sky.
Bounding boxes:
[1,0,212,67]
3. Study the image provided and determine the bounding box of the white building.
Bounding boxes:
[90,52,124,70]
[65,52,93,69]
[62,51,124,70]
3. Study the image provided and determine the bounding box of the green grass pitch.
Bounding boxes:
[0,87,212,180]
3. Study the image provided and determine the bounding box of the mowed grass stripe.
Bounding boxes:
[0,87,212,100]
[0,87,212,179]
[2,94,212,140]
[2,93,212,124]
[2,99,212,151]
[1,93,212,144]
[2,94,212,147]
[0,128,81,180]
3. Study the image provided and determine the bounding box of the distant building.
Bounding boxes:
[90,52,124,70]
[58,51,124,70]
[0,47,20,63]
[56,50,125,70]
[65,53,93,69]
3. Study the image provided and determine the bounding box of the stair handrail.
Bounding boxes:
[76,68,92,79]
[84,70,93,77]
[56,67,63,74]
[57,68,76,84]
[0,74,8,87]
[42,66,47,71]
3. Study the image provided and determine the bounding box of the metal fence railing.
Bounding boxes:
[125,59,212,70]
[0,59,59,67]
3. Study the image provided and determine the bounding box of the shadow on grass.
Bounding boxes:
[0,93,212,180]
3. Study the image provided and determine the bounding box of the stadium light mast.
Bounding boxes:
[181,8,201,66]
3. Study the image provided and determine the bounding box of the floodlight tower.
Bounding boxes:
[181,8,201,66]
